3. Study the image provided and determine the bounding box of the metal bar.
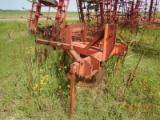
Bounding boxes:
[69,64,75,117]
[112,0,119,22]
[100,0,104,24]
[85,32,104,49]
[36,38,100,56]
[46,6,51,25]
[33,0,41,32]
[148,0,154,21]
[102,24,117,61]
[52,0,65,37]
[28,2,35,29]
[77,0,85,22]
[131,0,135,19]
[65,25,72,44]
[60,0,70,38]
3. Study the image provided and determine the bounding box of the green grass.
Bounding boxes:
[0,11,78,19]
[0,16,160,119]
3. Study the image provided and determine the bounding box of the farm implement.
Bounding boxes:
[27,0,160,33]
[26,0,159,116]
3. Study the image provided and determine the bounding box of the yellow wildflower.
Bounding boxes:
[159,92,160,96]
[43,82,47,86]
[67,85,70,88]
[45,75,49,81]
[40,80,44,84]
[38,88,42,91]
[40,68,43,73]
[33,84,38,90]
[59,86,61,89]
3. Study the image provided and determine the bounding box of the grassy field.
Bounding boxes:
[0,11,78,19]
[0,12,160,120]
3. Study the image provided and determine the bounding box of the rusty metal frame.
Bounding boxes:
[27,0,160,117]
[35,23,127,116]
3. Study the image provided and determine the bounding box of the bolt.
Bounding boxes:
[109,34,113,37]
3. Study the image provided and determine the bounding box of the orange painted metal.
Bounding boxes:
[69,64,75,117]
[25,0,160,116]
[28,0,160,34]
[33,0,41,32]
[26,0,160,116]
[35,23,127,116]
[28,2,35,30]
[148,0,154,22]
[35,22,127,116]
